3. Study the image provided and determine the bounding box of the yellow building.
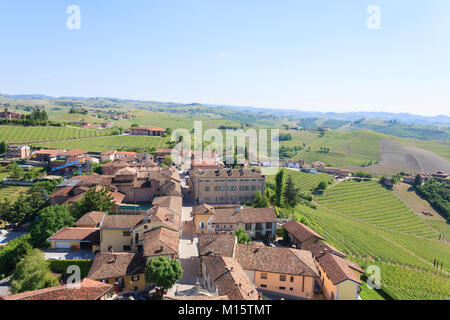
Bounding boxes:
[234,244,319,300]
[99,215,145,253]
[316,252,364,300]
[47,227,100,252]
[87,252,148,293]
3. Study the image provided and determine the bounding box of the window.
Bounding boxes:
[245,223,252,230]
[256,223,263,230]
[205,186,210,191]
[290,276,294,283]
[251,185,256,191]
[214,186,220,191]
[279,286,286,290]
[260,284,267,288]
[132,275,140,281]
[290,287,293,291]
[280,275,286,282]
[123,245,131,251]
[123,231,131,237]
[261,273,267,280]
[266,230,272,236]
[266,222,272,229]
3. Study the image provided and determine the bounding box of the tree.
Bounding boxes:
[7,161,24,179]
[275,169,287,207]
[317,181,328,192]
[164,155,173,167]
[10,249,59,294]
[414,174,423,186]
[10,193,33,223]
[73,185,114,219]
[284,175,300,207]
[165,128,173,136]
[145,256,182,298]
[0,141,6,154]
[234,228,252,244]
[29,205,74,248]
[253,190,269,208]
[0,198,12,222]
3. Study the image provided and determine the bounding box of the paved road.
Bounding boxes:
[171,193,200,294]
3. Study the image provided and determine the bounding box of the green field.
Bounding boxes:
[33,135,170,152]
[295,201,450,300]
[267,169,334,192]
[0,185,31,202]
[280,130,386,167]
[316,180,439,239]
[427,220,450,240]
[0,125,113,143]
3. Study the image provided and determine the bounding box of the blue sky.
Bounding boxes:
[0,0,449,116]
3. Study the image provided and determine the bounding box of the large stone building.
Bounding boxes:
[189,168,265,204]
[0,110,25,120]
[130,126,166,137]
[6,144,30,159]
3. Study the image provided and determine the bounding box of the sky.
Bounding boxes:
[0,0,449,116]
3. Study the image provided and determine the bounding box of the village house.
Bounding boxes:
[316,167,350,179]
[1,278,114,300]
[201,255,259,300]
[99,215,145,253]
[100,150,116,162]
[87,252,147,294]
[130,126,166,137]
[282,220,325,249]
[47,227,100,252]
[197,234,237,258]
[285,160,306,169]
[74,211,106,228]
[34,149,65,162]
[316,252,364,300]
[432,170,448,179]
[6,144,30,159]
[307,241,346,259]
[234,244,319,300]
[189,168,265,205]
[192,204,277,239]
[0,110,25,120]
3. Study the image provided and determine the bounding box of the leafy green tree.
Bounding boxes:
[252,190,269,208]
[284,175,300,207]
[234,227,252,244]
[414,174,423,186]
[0,141,7,154]
[10,249,59,294]
[165,128,173,135]
[73,185,114,219]
[317,181,328,192]
[29,205,74,248]
[145,256,183,298]
[0,234,32,278]
[10,193,33,223]
[275,169,287,207]
[7,161,24,179]
[164,155,173,166]
[0,197,12,222]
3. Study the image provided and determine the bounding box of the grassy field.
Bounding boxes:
[266,169,334,192]
[427,220,450,240]
[0,125,113,143]
[280,130,386,167]
[0,185,31,202]
[316,180,439,239]
[395,137,450,162]
[33,135,170,152]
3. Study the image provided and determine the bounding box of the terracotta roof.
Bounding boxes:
[307,241,346,259]
[150,207,180,230]
[155,148,173,154]
[2,278,113,300]
[212,207,277,224]
[102,161,129,168]
[101,215,145,230]
[192,203,215,216]
[75,211,106,227]
[317,253,364,285]
[198,234,236,257]
[60,149,88,157]
[35,149,64,157]
[88,252,146,280]
[48,227,100,245]
[283,220,325,243]
[152,196,182,216]
[132,127,165,132]
[201,255,258,300]
[234,244,319,277]
[116,151,138,156]
[143,226,179,258]
[50,186,74,198]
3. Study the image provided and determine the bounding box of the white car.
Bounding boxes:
[48,256,62,260]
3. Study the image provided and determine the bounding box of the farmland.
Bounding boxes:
[295,200,450,300]
[33,135,170,152]
[316,180,439,239]
[0,185,31,202]
[266,169,334,192]
[0,126,113,143]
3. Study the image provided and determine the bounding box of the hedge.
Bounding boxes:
[0,234,32,279]
[48,260,93,279]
